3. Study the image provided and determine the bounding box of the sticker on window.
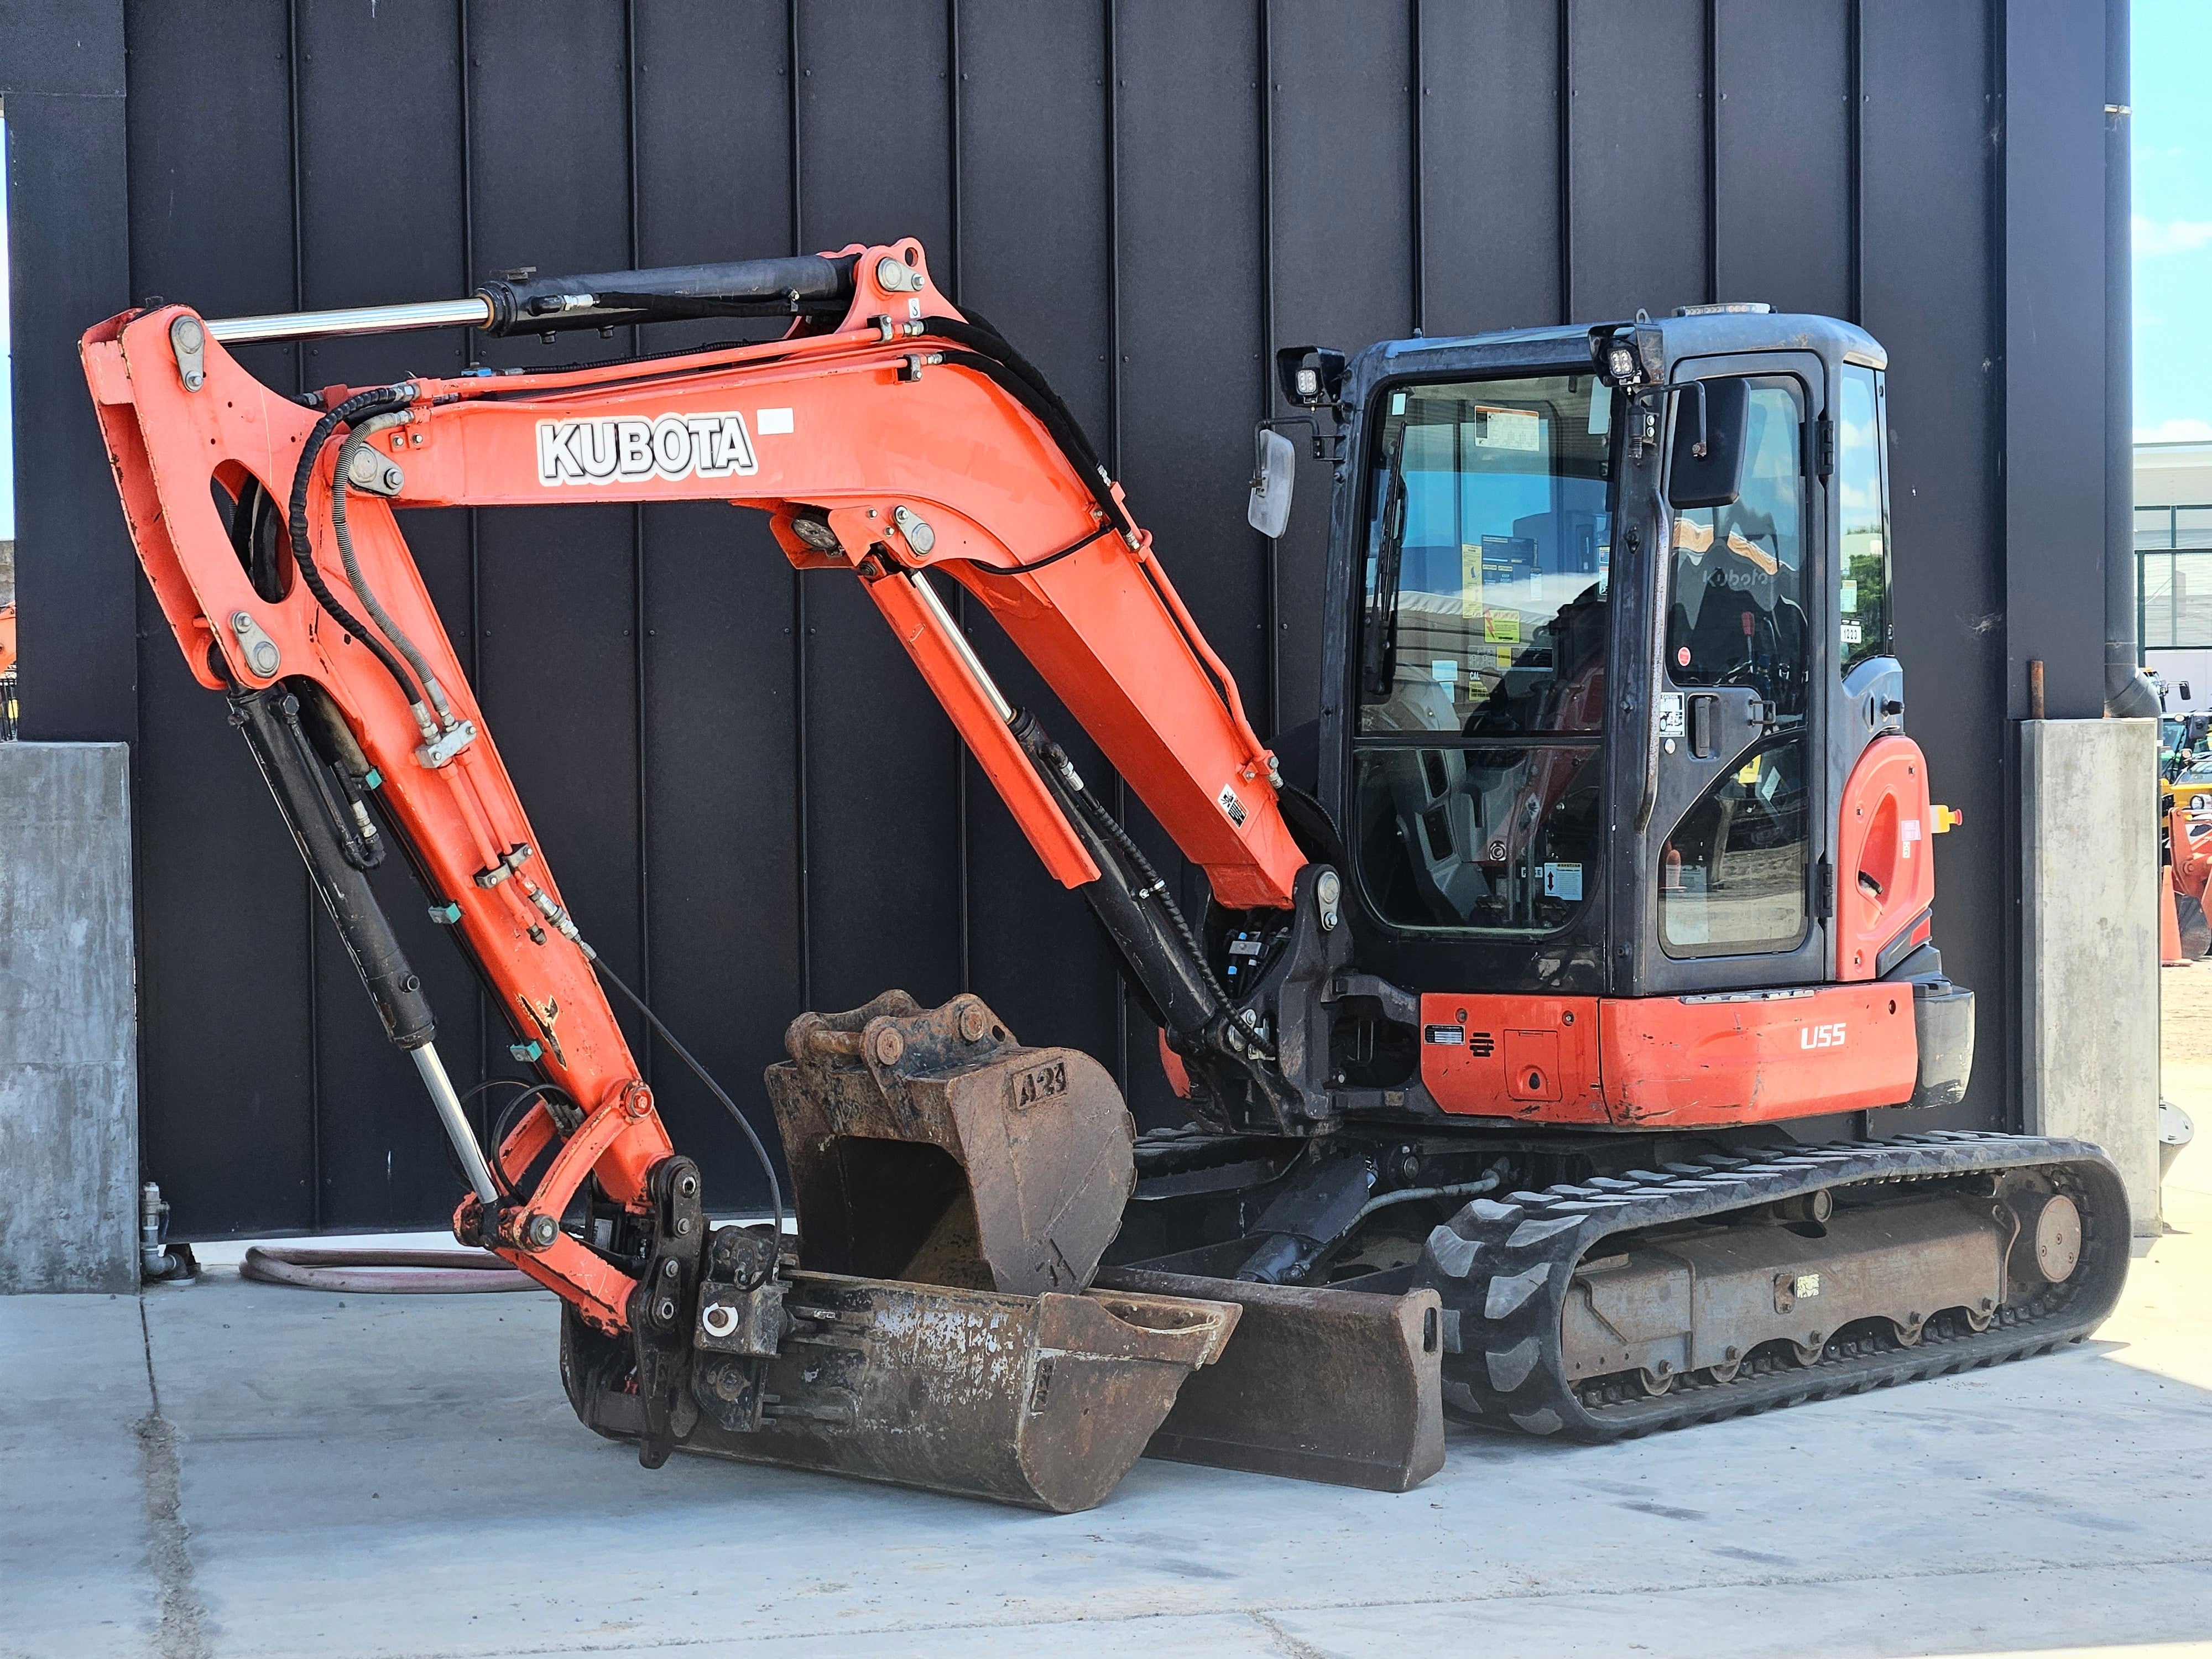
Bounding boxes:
[1431,659,1458,689]
[1483,611,1520,644]
[1840,579,1858,612]
[1543,862,1583,900]
[1459,544,1484,618]
[1840,621,1863,645]
[1471,405,1541,452]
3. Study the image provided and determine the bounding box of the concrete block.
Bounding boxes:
[2021,717,2161,1234]
[0,743,138,1292]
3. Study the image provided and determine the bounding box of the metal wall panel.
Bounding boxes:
[1418,0,1564,335]
[1567,0,1710,320]
[1,3,139,749]
[2003,1,2111,724]
[1713,0,1852,319]
[121,2,321,1234]
[1859,0,2004,1132]
[792,1,964,1026]
[1113,0,1265,1118]
[6,0,2113,1232]
[951,0,1123,1077]
[631,1,807,1199]
[1269,1,1414,741]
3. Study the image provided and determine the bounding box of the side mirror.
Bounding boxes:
[1665,377,1752,510]
[1248,427,1297,539]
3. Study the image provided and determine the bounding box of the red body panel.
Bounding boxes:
[1422,985,1918,1127]
[1836,734,1936,979]
[1417,994,1609,1124]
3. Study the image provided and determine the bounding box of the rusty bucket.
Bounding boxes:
[765,991,1137,1295]
[566,1272,1239,1511]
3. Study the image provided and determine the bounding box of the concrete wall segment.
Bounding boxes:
[0,743,139,1293]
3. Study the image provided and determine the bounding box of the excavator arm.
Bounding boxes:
[80,240,1313,1336]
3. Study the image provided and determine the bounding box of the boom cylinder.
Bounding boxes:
[231,686,499,1207]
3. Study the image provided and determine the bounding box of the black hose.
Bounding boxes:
[588,957,786,1246]
[1062,769,1233,1013]
[286,386,429,717]
[932,347,1136,545]
[332,414,456,724]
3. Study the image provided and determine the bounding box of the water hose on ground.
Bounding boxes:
[240,1245,538,1293]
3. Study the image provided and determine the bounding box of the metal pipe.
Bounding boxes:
[139,1182,173,1276]
[205,296,494,345]
[413,1041,502,1207]
[2105,0,2159,719]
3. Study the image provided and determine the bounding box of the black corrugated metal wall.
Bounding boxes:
[6,1,2118,1237]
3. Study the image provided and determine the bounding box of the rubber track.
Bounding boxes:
[1417,1131,2131,1440]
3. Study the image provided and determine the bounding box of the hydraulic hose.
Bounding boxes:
[587,955,787,1246]
[287,385,435,731]
[332,412,460,727]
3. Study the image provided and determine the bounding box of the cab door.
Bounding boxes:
[1630,351,1833,996]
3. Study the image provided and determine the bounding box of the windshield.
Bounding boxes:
[1359,374,1613,738]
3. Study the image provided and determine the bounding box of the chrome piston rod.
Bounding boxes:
[206,296,495,345]
[412,1040,502,1208]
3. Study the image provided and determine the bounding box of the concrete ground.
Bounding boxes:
[8,1073,2212,1656]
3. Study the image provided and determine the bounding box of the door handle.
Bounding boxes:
[1688,693,1718,759]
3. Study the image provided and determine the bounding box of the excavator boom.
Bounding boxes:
[81,240,1433,1507]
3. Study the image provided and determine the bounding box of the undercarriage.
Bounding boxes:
[549,992,2128,1506]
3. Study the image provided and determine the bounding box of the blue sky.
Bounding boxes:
[0,19,2203,540]
[2136,0,2212,441]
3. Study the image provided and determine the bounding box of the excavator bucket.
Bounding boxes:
[633,991,1239,1510]
[676,1274,1238,1511]
[764,990,1138,1295]
[565,1273,1239,1512]
[758,993,1445,1498]
[562,993,1442,1507]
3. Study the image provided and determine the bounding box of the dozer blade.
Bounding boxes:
[765,990,1136,1294]
[1096,1267,1446,1492]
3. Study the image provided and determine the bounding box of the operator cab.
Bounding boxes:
[1303,310,1901,1019]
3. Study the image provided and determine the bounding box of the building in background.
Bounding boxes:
[2139,441,2212,710]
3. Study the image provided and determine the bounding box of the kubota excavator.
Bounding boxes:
[81,239,2127,1512]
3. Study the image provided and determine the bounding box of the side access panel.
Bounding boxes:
[1597,985,1917,1126]
[1419,987,1917,1126]
[1417,994,1609,1123]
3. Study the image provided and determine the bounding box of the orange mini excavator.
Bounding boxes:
[82,241,2126,1511]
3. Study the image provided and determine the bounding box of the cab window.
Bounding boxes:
[1837,364,1892,671]
[1351,371,1613,938]
[1665,380,1807,719]
[1358,374,1613,739]
[1658,379,1811,959]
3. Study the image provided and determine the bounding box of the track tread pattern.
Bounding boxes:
[1417,1131,2131,1441]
